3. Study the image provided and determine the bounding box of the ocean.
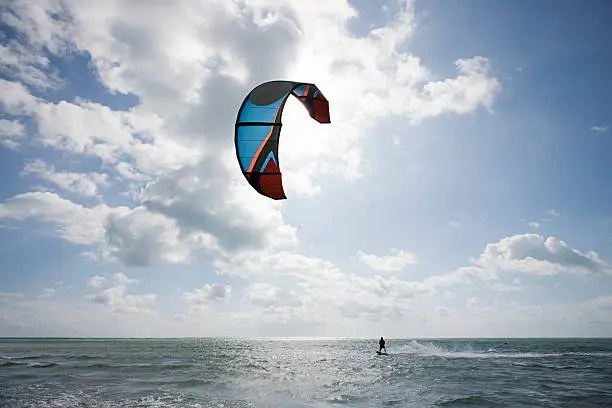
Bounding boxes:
[1,337,611,407]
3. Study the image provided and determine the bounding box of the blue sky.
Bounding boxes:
[0,0,611,338]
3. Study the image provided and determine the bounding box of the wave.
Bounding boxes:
[563,352,612,357]
[0,360,58,368]
[1,354,102,363]
[0,354,50,360]
[0,360,23,367]
[28,362,58,368]
[398,340,563,359]
[435,395,500,406]
[64,354,104,360]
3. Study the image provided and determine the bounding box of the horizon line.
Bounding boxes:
[1,336,611,340]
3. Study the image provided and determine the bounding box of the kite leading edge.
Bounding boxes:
[234,80,331,200]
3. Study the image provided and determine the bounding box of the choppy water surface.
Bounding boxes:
[1,338,612,407]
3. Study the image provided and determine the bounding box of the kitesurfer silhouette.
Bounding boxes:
[379,337,386,353]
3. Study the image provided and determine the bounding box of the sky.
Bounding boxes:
[0,0,611,338]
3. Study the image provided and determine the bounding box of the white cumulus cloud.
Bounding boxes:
[357,249,417,274]
[86,272,156,315]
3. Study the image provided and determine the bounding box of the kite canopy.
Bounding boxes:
[234,80,330,200]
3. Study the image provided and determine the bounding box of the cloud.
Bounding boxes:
[582,296,612,312]
[1,232,610,337]
[590,125,609,133]
[86,272,156,314]
[466,296,481,311]
[0,191,118,245]
[0,78,41,114]
[138,162,298,256]
[357,248,417,274]
[0,119,26,150]
[0,0,501,271]
[87,275,106,288]
[182,284,231,313]
[102,206,216,267]
[19,97,200,175]
[37,288,56,299]
[405,57,500,123]
[471,234,612,277]
[0,38,61,89]
[435,306,454,317]
[0,293,186,338]
[527,209,560,225]
[491,282,522,292]
[215,249,435,323]
[210,231,612,327]
[578,296,612,326]
[22,159,109,198]
[464,295,612,331]
[244,283,302,309]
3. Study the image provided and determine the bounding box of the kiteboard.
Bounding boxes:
[376,350,388,355]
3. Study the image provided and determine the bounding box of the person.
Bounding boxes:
[379,337,386,353]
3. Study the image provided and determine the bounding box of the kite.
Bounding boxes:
[234,80,330,200]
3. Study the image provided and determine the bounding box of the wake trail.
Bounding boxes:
[396,340,564,359]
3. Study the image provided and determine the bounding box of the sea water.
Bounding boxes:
[1,338,611,407]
